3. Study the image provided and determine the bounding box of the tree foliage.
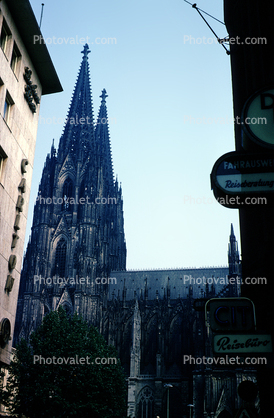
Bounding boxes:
[0,307,127,417]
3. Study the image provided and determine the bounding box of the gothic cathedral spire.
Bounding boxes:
[95,89,114,189]
[228,223,240,276]
[58,44,95,163]
[14,46,126,345]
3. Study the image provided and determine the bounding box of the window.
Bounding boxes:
[11,42,21,77]
[62,178,73,212]
[3,91,14,125]
[0,146,7,183]
[137,387,154,418]
[0,19,11,55]
[54,238,67,277]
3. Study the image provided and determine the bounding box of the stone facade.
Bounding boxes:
[14,44,126,345]
[0,0,61,380]
[104,258,252,418]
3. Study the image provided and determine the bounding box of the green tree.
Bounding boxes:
[0,307,127,418]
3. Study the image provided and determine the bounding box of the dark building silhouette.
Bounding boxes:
[14,44,126,340]
[14,46,257,418]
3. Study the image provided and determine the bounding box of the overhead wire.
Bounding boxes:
[183,0,230,54]
[183,0,225,25]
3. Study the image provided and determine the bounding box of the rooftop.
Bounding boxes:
[6,0,62,95]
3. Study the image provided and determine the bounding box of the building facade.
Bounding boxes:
[14,44,126,345]
[0,0,62,386]
[13,46,258,418]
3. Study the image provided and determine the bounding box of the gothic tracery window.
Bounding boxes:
[142,315,157,374]
[62,178,73,212]
[137,387,154,418]
[54,238,67,277]
[169,314,183,366]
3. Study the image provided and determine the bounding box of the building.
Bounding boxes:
[14,44,126,344]
[105,227,251,418]
[0,0,62,410]
[13,46,258,418]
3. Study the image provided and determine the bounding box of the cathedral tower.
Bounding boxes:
[228,223,240,277]
[14,45,126,344]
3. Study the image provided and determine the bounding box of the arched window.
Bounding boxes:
[137,387,154,418]
[54,238,67,277]
[141,315,157,374]
[62,178,73,212]
[169,314,183,367]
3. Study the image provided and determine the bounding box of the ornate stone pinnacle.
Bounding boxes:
[100,88,108,103]
[81,43,91,59]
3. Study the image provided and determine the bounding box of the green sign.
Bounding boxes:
[213,334,272,354]
[211,151,274,207]
[242,87,274,149]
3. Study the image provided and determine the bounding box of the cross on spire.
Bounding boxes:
[81,43,91,59]
[100,88,108,104]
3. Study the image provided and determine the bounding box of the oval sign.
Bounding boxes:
[242,87,274,149]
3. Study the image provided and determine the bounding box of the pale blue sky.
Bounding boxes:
[27,0,241,270]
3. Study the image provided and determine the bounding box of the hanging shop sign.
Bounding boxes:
[205,298,256,332]
[210,151,274,208]
[242,87,274,150]
[213,333,272,354]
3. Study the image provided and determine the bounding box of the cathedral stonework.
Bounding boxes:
[14,44,126,343]
[14,46,258,418]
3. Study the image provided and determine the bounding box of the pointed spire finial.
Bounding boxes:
[51,138,56,158]
[100,88,108,104]
[81,44,91,59]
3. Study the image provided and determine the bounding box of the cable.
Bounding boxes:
[183,0,225,25]
[184,1,230,55]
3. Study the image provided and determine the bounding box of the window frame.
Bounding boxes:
[0,145,8,184]
[62,177,74,212]
[10,41,21,77]
[0,18,12,57]
[54,238,67,278]
[3,90,14,126]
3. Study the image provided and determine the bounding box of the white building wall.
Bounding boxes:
[0,0,42,366]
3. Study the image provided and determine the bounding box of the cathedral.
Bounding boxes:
[14,45,257,418]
